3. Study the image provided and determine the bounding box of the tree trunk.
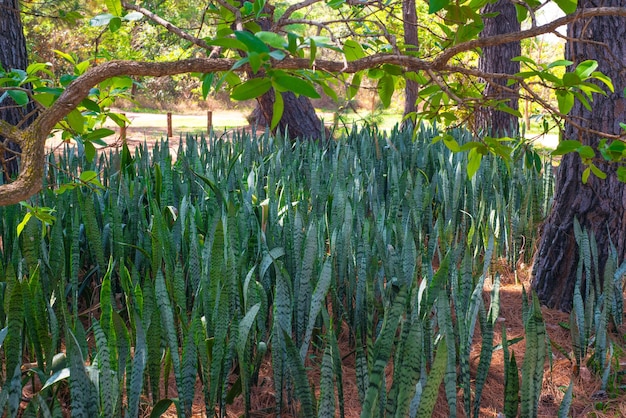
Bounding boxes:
[532,0,626,311]
[245,2,326,141]
[402,0,419,126]
[0,0,31,179]
[475,0,520,136]
[249,90,327,140]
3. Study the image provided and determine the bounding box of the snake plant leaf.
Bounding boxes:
[416,337,448,418]
[300,257,332,361]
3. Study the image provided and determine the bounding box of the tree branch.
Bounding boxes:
[433,7,626,68]
[122,2,213,51]
[4,6,626,206]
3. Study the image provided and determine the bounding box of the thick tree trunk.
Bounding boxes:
[402,0,419,126]
[249,90,327,140]
[0,0,31,179]
[532,0,626,311]
[476,0,520,136]
[246,2,326,140]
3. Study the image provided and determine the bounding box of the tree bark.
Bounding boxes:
[532,0,626,311]
[248,90,327,140]
[402,0,419,125]
[246,3,326,140]
[476,0,520,136]
[0,0,32,179]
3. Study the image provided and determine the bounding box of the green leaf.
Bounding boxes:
[547,59,573,69]
[416,338,448,418]
[90,13,114,27]
[590,71,614,93]
[320,80,338,102]
[84,128,115,141]
[80,98,101,112]
[575,59,598,79]
[576,145,595,159]
[343,39,365,62]
[553,0,577,14]
[108,17,122,32]
[105,0,122,16]
[589,163,606,179]
[66,109,85,133]
[512,56,537,66]
[201,73,214,99]
[467,148,482,178]
[442,135,460,152]
[123,11,144,21]
[556,90,574,114]
[235,31,270,53]
[273,75,320,98]
[557,380,574,418]
[255,31,287,49]
[562,72,581,87]
[429,0,450,13]
[377,75,394,108]
[16,212,32,238]
[150,399,177,417]
[205,37,248,51]
[41,368,70,391]
[231,78,272,101]
[551,139,582,156]
[271,90,283,130]
[309,38,317,66]
[79,171,104,188]
[85,141,96,162]
[248,52,263,73]
[616,167,626,183]
[582,166,590,184]
[7,90,28,106]
[347,72,362,100]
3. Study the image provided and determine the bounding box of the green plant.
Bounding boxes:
[0,124,555,416]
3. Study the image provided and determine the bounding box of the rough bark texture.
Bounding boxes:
[476,0,521,136]
[0,0,30,179]
[402,0,419,123]
[532,0,626,311]
[249,90,328,140]
[248,3,326,140]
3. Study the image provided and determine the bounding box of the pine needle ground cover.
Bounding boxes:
[0,127,625,417]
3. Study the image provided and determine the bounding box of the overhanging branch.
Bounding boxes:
[3,6,626,206]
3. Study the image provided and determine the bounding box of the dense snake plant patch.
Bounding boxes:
[0,126,565,417]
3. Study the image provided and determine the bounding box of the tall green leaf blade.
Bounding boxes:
[128,312,147,418]
[181,330,197,417]
[92,320,116,418]
[155,271,182,406]
[361,286,407,417]
[300,257,332,361]
[504,352,519,418]
[5,280,23,418]
[416,337,448,418]
[318,337,336,418]
[282,329,316,417]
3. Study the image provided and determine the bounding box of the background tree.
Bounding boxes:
[532,0,626,311]
[475,0,521,136]
[402,0,419,123]
[0,0,33,179]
